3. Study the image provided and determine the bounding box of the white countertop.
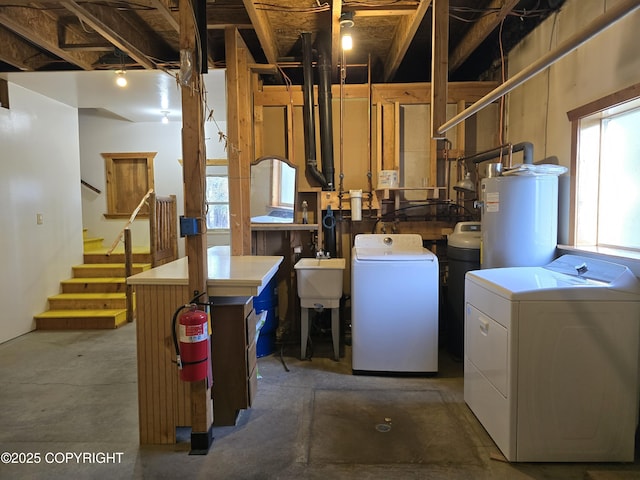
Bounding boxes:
[127,247,283,297]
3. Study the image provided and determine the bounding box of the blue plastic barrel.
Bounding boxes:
[254,276,278,357]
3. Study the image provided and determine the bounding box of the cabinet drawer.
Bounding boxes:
[247,338,257,376]
[248,364,258,406]
[246,309,257,345]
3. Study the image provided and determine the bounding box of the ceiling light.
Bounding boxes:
[115,70,127,87]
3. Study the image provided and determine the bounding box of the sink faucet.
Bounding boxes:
[316,250,331,259]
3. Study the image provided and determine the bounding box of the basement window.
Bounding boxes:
[569,84,640,255]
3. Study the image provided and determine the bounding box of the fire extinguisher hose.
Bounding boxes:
[171,304,189,369]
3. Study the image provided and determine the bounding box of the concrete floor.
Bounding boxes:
[1,324,640,479]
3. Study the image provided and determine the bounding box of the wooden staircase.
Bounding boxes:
[34,230,152,330]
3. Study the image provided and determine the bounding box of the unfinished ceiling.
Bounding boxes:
[0,0,565,84]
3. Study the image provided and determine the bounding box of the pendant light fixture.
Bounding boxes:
[114,48,128,87]
[340,12,354,51]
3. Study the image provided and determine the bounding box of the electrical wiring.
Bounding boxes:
[254,2,330,13]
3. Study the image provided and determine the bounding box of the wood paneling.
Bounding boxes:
[102,152,156,218]
[135,283,191,444]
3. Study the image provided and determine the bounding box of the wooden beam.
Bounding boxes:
[0,5,101,70]
[382,0,431,82]
[0,25,51,71]
[179,0,212,453]
[61,1,163,69]
[352,8,415,17]
[242,0,278,64]
[431,0,448,139]
[331,0,343,83]
[225,26,255,255]
[449,0,519,74]
[249,63,278,74]
[206,6,252,27]
[149,0,180,32]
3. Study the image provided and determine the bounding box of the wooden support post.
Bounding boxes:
[179,0,212,454]
[225,27,254,255]
[431,0,449,139]
[124,228,134,323]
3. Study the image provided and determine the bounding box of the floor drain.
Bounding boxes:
[375,423,391,433]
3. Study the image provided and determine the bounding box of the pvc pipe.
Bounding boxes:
[437,0,640,135]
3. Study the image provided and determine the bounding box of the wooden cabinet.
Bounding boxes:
[211,296,258,426]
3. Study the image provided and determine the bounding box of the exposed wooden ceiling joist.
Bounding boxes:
[149,0,179,32]
[60,1,163,69]
[242,0,278,64]
[383,0,431,82]
[0,0,566,83]
[0,5,103,70]
[330,0,342,76]
[448,0,520,74]
[0,25,50,71]
[206,5,252,27]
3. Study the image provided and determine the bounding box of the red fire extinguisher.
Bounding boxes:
[172,303,210,382]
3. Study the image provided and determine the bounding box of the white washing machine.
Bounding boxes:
[464,254,640,462]
[351,234,439,374]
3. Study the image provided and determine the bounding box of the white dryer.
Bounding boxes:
[464,254,640,462]
[351,234,439,374]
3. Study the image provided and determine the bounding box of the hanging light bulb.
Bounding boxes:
[341,32,353,51]
[114,48,128,87]
[115,69,127,87]
[340,12,355,51]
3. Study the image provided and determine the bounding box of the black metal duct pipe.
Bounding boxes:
[317,35,335,191]
[301,32,328,188]
[463,142,534,166]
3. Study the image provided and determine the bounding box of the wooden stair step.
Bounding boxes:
[72,263,150,278]
[83,237,104,252]
[60,277,126,294]
[83,251,153,265]
[34,309,127,330]
[47,293,127,310]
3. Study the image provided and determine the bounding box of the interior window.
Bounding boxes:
[571,89,640,253]
[206,164,229,230]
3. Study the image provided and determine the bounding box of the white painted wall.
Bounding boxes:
[79,112,229,256]
[505,0,640,243]
[0,84,83,344]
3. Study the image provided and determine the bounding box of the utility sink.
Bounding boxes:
[294,258,346,307]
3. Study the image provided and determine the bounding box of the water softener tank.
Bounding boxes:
[480,172,559,269]
[446,221,481,358]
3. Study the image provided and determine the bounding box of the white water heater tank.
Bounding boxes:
[480,174,558,269]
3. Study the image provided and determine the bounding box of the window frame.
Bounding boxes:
[205,161,230,231]
[101,152,156,219]
[567,82,640,253]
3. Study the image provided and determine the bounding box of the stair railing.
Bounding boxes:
[149,193,178,267]
[124,228,134,323]
[107,188,153,324]
[106,188,154,256]
[105,188,178,323]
